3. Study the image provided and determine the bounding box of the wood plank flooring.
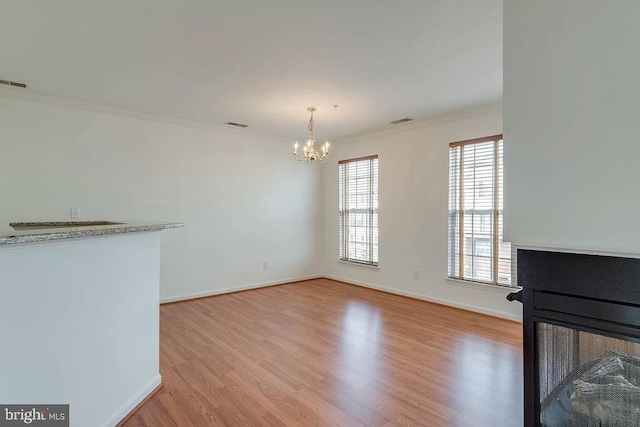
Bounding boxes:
[122,279,523,427]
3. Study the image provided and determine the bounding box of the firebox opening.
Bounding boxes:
[539,323,640,426]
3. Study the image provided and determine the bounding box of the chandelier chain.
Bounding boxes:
[308,111,314,138]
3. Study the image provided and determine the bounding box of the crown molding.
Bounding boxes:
[0,86,291,143]
[0,86,502,145]
[333,103,503,145]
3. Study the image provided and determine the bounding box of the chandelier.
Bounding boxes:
[293,107,330,163]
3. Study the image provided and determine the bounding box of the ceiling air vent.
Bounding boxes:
[224,121,249,128]
[0,79,27,88]
[390,117,412,125]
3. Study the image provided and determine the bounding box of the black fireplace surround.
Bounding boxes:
[510,249,640,427]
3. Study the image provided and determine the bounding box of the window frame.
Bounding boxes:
[448,134,514,287]
[338,155,379,267]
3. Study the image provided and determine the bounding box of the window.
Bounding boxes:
[448,135,513,286]
[339,155,379,266]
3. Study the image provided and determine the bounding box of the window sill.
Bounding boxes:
[337,260,380,271]
[446,277,520,293]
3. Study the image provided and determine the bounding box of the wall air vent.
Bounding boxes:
[0,79,27,88]
[224,121,249,128]
[390,117,412,125]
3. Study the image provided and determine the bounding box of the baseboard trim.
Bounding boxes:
[108,374,162,427]
[160,275,322,304]
[160,275,522,321]
[323,275,523,322]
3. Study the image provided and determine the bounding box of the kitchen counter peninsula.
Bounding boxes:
[0,220,183,426]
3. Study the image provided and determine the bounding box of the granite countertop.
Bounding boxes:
[0,221,184,246]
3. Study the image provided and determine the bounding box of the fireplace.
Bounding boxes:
[509,250,640,427]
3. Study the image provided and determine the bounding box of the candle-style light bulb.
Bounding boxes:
[293,142,298,155]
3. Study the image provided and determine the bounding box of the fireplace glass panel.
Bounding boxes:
[538,322,640,426]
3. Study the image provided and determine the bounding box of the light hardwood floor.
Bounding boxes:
[122,278,523,427]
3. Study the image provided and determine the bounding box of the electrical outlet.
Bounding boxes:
[70,207,80,219]
[413,270,420,279]
[263,261,269,270]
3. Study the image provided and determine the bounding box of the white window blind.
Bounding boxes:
[448,135,514,286]
[339,155,379,266]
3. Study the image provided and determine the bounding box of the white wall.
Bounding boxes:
[0,94,322,301]
[0,93,520,320]
[504,1,640,254]
[0,232,161,427]
[321,106,522,321]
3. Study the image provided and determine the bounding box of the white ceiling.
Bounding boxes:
[0,1,502,141]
